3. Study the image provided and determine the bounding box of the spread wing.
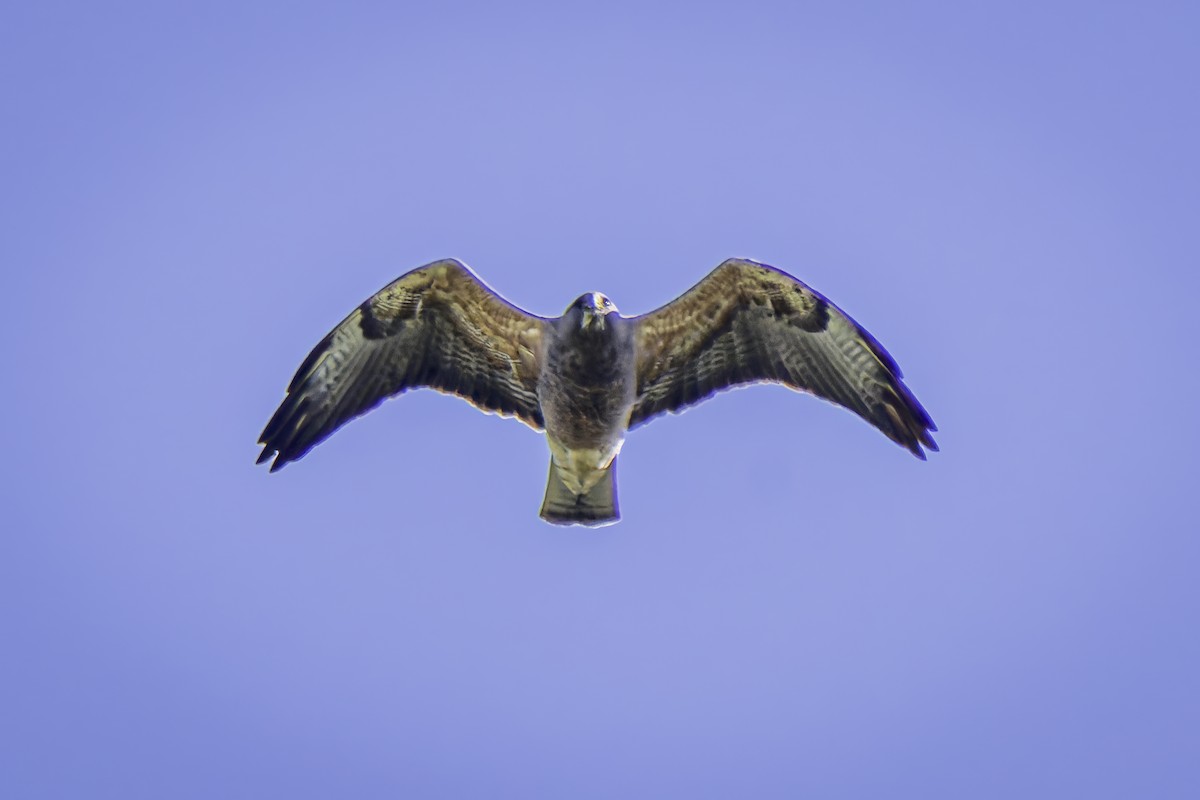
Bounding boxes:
[258,259,547,471]
[630,258,937,458]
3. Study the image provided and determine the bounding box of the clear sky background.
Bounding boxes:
[4,1,1198,797]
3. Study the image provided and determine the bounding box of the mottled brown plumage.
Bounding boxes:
[257,257,937,524]
[631,259,937,458]
[257,259,546,470]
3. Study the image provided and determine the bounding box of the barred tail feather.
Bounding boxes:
[540,460,619,527]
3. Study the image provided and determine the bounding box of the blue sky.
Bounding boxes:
[4,2,1198,797]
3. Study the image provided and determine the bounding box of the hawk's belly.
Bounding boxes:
[544,386,633,494]
[542,380,631,443]
[539,322,637,491]
[540,377,633,495]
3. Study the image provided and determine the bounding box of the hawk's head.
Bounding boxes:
[565,292,619,331]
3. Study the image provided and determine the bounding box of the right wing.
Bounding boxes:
[257,259,547,471]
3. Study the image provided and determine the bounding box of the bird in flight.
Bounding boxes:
[257,258,937,525]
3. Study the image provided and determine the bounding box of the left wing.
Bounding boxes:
[630,258,937,457]
[258,259,547,471]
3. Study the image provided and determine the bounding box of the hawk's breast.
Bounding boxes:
[539,322,637,450]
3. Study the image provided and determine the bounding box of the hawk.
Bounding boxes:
[257,258,937,525]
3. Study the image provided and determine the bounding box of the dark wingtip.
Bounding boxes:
[257,444,289,472]
[910,429,938,459]
[902,425,938,460]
